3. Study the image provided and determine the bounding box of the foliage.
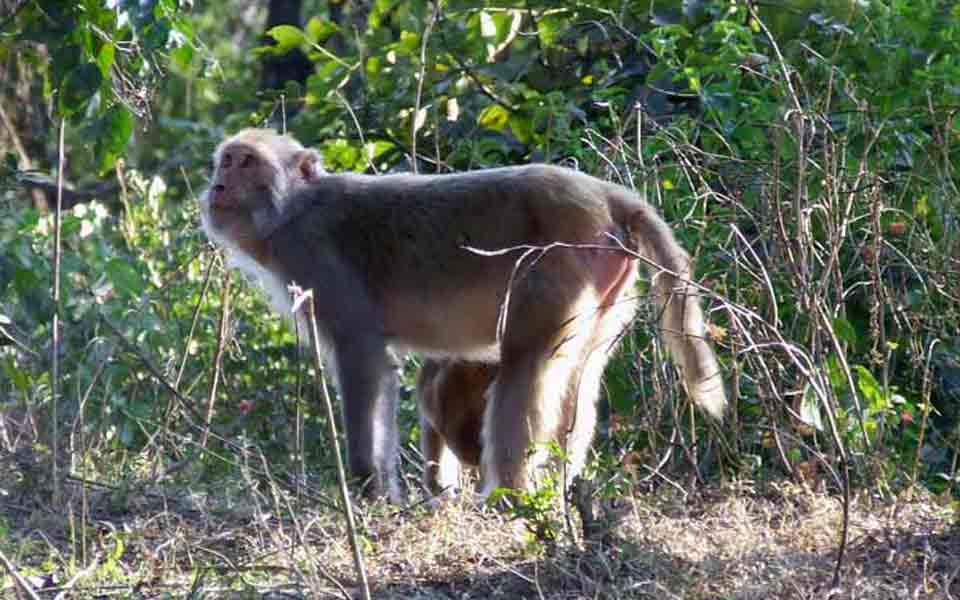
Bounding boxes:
[487,441,570,546]
[2,0,199,175]
[1,0,960,573]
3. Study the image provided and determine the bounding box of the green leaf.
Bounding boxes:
[144,18,172,52]
[787,446,802,463]
[60,63,102,117]
[97,43,115,78]
[60,215,82,237]
[1,357,30,392]
[478,104,510,131]
[832,317,857,346]
[106,258,144,298]
[305,17,338,43]
[305,64,347,102]
[321,139,361,171]
[97,106,134,174]
[825,355,847,393]
[267,25,306,53]
[800,383,824,432]
[364,140,395,163]
[170,43,194,72]
[537,13,564,47]
[508,113,533,144]
[399,30,419,54]
[853,365,886,411]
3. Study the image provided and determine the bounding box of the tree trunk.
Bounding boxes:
[259,0,313,94]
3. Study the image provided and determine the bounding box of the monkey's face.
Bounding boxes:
[200,129,325,247]
[202,141,282,242]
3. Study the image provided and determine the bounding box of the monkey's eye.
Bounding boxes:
[240,154,256,168]
[220,153,232,168]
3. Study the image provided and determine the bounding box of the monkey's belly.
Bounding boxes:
[383,288,503,361]
[397,342,500,364]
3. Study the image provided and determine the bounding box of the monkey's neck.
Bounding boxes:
[225,232,277,275]
[256,187,331,240]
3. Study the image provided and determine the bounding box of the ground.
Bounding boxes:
[2,473,957,599]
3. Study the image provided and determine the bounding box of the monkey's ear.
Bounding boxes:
[294,149,326,183]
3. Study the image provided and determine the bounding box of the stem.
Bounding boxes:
[51,116,66,507]
[298,287,371,600]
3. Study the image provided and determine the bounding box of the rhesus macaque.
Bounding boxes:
[200,128,726,501]
[417,360,495,495]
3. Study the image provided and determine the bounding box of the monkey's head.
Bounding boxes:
[201,128,325,251]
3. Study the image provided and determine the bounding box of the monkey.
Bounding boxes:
[200,128,726,501]
[417,360,495,495]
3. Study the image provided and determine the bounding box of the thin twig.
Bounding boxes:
[52,551,101,600]
[100,316,208,424]
[0,547,41,600]
[411,0,440,173]
[51,116,66,507]
[811,300,852,589]
[202,268,231,448]
[336,91,378,174]
[912,339,940,486]
[293,285,372,600]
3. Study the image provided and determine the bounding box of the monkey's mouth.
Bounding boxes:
[211,198,236,210]
[209,186,237,211]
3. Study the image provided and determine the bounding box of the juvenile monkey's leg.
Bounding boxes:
[420,413,462,496]
[418,361,461,496]
[335,335,401,501]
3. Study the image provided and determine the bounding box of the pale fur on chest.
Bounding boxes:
[202,214,310,339]
[225,247,341,384]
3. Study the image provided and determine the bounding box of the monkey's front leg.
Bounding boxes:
[334,336,402,502]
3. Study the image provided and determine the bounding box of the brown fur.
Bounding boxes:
[417,360,495,494]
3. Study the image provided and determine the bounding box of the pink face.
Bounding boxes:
[206,142,277,214]
[201,130,324,246]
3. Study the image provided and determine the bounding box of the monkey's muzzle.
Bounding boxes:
[209,185,234,209]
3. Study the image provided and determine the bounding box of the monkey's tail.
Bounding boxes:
[627,205,727,420]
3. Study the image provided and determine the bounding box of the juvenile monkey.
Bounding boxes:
[201,128,726,500]
[417,360,495,495]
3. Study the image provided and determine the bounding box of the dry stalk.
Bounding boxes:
[411,0,440,173]
[202,268,231,448]
[292,285,372,600]
[0,548,41,600]
[51,116,66,508]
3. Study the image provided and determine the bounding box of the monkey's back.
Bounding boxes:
[281,164,638,272]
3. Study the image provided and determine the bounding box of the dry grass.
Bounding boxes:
[2,470,957,599]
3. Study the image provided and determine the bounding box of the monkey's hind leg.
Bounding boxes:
[480,253,598,497]
[564,288,638,485]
